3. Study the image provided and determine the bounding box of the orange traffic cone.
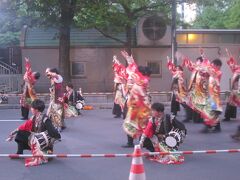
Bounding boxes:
[129,145,146,180]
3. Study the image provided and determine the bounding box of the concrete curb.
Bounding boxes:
[0,102,173,110]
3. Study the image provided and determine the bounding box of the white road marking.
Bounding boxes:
[0,120,23,122]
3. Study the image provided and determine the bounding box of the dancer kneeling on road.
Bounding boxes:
[7,99,61,166]
[139,102,187,164]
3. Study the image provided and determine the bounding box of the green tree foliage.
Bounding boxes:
[0,1,27,47]
[224,0,240,28]
[0,0,180,78]
[0,31,20,48]
[0,0,80,81]
[185,0,233,12]
[75,0,171,54]
[188,0,240,29]
[192,6,226,29]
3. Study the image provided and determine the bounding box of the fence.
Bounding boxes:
[0,74,22,93]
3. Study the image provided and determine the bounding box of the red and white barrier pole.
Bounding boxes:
[1,148,240,158]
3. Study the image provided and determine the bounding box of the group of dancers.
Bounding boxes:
[112,50,186,164]
[169,49,240,137]
[7,57,84,166]
[112,49,240,164]
[5,48,240,166]
[168,52,223,133]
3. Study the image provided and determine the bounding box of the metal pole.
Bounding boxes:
[171,0,177,65]
[181,0,185,28]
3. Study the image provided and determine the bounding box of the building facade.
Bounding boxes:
[20,24,240,93]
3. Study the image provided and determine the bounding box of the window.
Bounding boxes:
[235,35,240,44]
[220,34,234,43]
[203,34,219,43]
[147,61,161,76]
[187,34,202,44]
[177,34,187,44]
[71,62,86,77]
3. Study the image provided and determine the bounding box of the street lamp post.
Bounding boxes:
[171,0,177,65]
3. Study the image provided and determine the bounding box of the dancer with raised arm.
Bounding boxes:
[20,57,40,120]
[183,51,222,132]
[112,55,127,118]
[223,49,240,122]
[201,58,222,132]
[121,50,151,147]
[46,68,66,131]
[167,56,188,116]
[182,54,205,123]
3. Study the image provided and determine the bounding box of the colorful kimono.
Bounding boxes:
[20,60,37,109]
[47,75,65,130]
[123,61,151,138]
[140,116,185,164]
[16,114,60,167]
[227,57,240,107]
[201,61,222,126]
[112,62,127,111]
[63,91,78,118]
[64,104,78,118]
[167,60,187,104]
[183,58,209,113]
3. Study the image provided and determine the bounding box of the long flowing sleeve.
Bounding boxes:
[18,119,33,131]
[167,60,177,75]
[182,57,195,72]
[227,57,240,73]
[113,62,127,84]
[44,118,61,139]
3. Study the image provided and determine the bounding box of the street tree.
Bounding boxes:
[185,0,240,29]
[224,0,240,28]
[75,0,172,55]
[0,0,91,82]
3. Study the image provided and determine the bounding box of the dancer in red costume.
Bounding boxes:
[167,56,188,115]
[112,55,127,118]
[221,49,240,140]
[112,51,151,147]
[223,49,240,122]
[122,50,151,139]
[46,68,66,131]
[139,102,186,164]
[20,57,40,120]
[183,51,222,132]
[7,99,61,166]
[63,83,79,118]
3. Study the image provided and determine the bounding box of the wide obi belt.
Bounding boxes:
[199,71,209,78]
[123,104,150,138]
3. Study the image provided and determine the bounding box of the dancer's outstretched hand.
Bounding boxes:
[225,48,232,58]
[25,57,30,62]
[113,55,119,64]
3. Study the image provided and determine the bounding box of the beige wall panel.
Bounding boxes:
[21,45,240,93]
[22,48,59,92]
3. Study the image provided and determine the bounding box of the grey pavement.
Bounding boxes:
[0,106,240,180]
[0,92,172,109]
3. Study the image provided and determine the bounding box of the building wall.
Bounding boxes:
[22,45,238,93]
[177,44,239,91]
[21,48,59,92]
[70,48,117,92]
[133,47,171,92]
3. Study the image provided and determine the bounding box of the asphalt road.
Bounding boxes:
[0,107,240,180]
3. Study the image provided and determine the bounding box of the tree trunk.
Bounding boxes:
[58,0,76,83]
[59,26,70,83]
[125,25,132,56]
